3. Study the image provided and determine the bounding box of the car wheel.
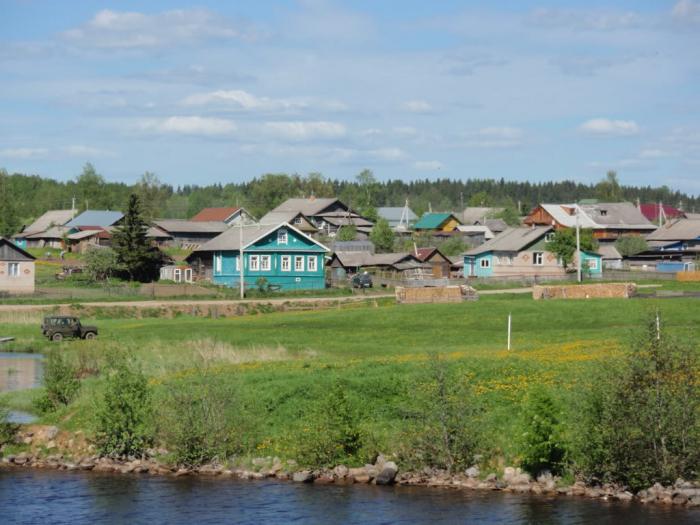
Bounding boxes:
[51,333,63,342]
[83,332,96,340]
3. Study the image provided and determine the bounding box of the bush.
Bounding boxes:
[294,379,364,468]
[158,373,250,467]
[519,387,566,476]
[0,399,19,446]
[574,314,700,491]
[94,355,152,457]
[33,352,80,413]
[399,355,482,473]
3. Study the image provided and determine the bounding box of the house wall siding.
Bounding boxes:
[0,260,35,294]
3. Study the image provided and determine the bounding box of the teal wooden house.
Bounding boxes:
[192,222,330,291]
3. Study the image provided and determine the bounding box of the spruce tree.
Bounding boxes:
[112,194,163,281]
[0,169,20,237]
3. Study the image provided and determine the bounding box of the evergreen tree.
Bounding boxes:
[112,194,164,281]
[0,169,20,236]
[369,218,395,253]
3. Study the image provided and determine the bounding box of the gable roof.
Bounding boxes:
[331,251,422,268]
[21,210,75,235]
[414,213,461,229]
[598,243,622,260]
[258,210,317,229]
[153,219,229,234]
[536,203,654,230]
[377,206,418,223]
[191,207,241,222]
[66,210,123,228]
[271,197,346,217]
[193,222,329,253]
[0,237,36,261]
[461,207,504,225]
[464,226,552,256]
[22,226,70,240]
[646,219,700,242]
[639,203,686,223]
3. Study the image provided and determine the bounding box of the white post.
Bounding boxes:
[507,313,512,350]
[575,204,582,283]
[239,221,245,300]
[656,310,660,341]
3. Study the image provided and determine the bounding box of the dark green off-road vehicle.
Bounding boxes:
[41,316,98,342]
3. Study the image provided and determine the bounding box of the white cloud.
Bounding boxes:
[579,118,640,136]
[530,8,643,31]
[62,9,249,50]
[138,116,236,136]
[403,100,432,113]
[413,160,444,171]
[639,148,671,159]
[183,90,305,112]
[262,121,346,141]
[672,1,700,24]
[0,148,49,159]
[62,145,115,158]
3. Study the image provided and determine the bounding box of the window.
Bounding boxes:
[249,255,260,271]
[600,209,608,216]
[277,229,288,245]
[587,258,598,270]
[214,255,222,273]
[8,263,20,277]
[260,255,271,271]
[281,255,291,272]
[173,268,182,282]
[307,255,317,272]
[294,217,302,225]
[533,252,544,266]
[184,269,193,283]
[544,233,555,243]
[294,255,304,272]
[479,258,490,269]
[235,255,240,271]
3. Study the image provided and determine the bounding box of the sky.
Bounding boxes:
[1,0,699,194]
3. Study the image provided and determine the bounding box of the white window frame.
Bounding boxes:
[173,268,182,282]
[294,255,304,272]
[294,217,302,225]
[307,255,317,272]
[249,254,260,271]
[8,262,20,277]
[544,233,555,243]
[277,229,288,245]
[235,255,240,272]
[533,252,544,266]
[587,257,598,271]
[479,258,490,269]
[260,255,271,271]
[214,254,222,274]
[184,268,193,283]
[281,255,291,272]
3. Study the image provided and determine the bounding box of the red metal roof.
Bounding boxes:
[413,247,444,262]
[639,203,685,222]
[191,207,240,222]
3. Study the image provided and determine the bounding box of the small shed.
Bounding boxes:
[413,247,452,278]
[160,264,194,283]
[0,237,36,295]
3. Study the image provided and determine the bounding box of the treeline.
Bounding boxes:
[2,164,698,235]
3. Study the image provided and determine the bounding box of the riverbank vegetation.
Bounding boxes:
[1,295,698,492]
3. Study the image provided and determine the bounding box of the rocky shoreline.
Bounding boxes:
[1,425,699,509]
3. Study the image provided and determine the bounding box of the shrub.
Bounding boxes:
[294,379,363,467]
[94,355,152,457]
[399,355,482,473]
[0,398,19,446]
[33,352,80,413]
[519,387,566,476]
[158,373,250,467]
[574,314,700,491]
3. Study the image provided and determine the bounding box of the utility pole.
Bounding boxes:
[239,220,245,300]
[576,203,582,283]
[71,196,76,217]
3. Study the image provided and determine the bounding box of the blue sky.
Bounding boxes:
[1,1,699,194]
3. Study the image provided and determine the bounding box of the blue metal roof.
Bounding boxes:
[65,210,124,228]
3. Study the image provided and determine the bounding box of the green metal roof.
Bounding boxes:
[414,213,456,229]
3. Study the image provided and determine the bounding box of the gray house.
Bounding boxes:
[377,206,418,229]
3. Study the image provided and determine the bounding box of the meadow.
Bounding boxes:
[2,293,698,471]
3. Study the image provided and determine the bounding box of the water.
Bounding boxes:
[0,470,697,525]
[0,354,697,524]
[0,352,42,423]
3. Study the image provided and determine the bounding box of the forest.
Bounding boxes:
[1,163,698,236]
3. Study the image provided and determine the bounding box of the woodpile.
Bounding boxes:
[676,271,700,282]
[532,282,637,300]
[395,286,464,304]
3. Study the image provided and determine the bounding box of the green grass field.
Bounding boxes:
[2,293,698,467]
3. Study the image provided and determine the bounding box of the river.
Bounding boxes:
[1,354,698,524]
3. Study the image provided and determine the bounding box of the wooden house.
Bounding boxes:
[0,237,36,295]
[151,219,229,250]
[463,226,602,279]
[258,210,318,234]
[190,222,329,291]
[413,213,462,232]
[269,197,373,237]
[413,247,452,278]
[191,207,256,226]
